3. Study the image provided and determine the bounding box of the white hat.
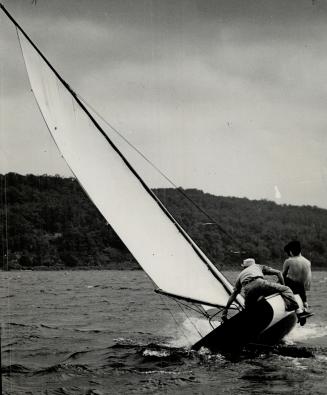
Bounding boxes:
[242,258,256,267]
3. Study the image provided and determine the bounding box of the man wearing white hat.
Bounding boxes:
[222,258,298,320]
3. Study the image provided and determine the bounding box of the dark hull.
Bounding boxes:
[192,296,297,353]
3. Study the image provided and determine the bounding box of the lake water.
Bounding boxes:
[1,270,327,394]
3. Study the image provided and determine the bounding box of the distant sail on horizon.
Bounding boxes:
[274,185,282,200]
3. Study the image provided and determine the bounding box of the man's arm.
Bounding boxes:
[282,260,289,280]
[222,281,241,320]
[305,262,312,290]
[263,266,285,285]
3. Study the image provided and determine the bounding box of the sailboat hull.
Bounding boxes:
[192,294,297,353]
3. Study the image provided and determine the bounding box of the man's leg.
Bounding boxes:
[243,282,265,308]
[285,278,307,303]
[285,278,308,310]
[260,280,299,311]
[245,279,298,311]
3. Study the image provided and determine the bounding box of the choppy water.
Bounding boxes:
[1,270,327,394]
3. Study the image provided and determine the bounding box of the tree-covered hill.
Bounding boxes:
[1,173,326,270]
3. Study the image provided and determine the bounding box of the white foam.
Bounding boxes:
[316,355,327,362]
[284,322,327,343]
[142,349,170,357]
[137,369,193,375]
[289,358,308,370]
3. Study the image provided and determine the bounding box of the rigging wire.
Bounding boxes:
[169,297,223,331]
[140,275,193,346]
[164,294,209,317]
[77,94,239,247]
[158,293,192,347]
[173,299,204,339]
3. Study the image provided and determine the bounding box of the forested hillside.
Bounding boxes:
[1,173,326,270]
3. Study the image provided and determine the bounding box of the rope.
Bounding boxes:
[167,296,208,317]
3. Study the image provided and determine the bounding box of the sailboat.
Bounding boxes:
[1,4,308,353]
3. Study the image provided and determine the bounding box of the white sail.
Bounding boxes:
[17,30,243,308]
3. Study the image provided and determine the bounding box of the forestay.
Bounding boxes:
[18,30,243,308]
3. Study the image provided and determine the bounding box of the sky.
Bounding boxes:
[1,0,327,208]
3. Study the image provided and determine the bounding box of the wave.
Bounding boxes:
[2,341,20,349]
[32,364,63,375]
[111,339,192,365]
[33,362,90,376]
[63,349,92,361]
[84,390,105,395]
[39,323,59,329]
[47,388,75,395]
[8,322,30,328]
[74,327,110,333]
[1,363,31,374]
[244,343,315,358]
[39,323,112,333]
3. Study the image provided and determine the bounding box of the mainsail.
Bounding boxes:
[3,5,244,309]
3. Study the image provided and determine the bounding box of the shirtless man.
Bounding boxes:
[283,240,312,312]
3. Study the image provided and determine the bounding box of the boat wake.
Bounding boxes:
[285,321,327,345]
[143,314,327,360]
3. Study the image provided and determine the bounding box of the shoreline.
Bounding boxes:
[1,266,326,272]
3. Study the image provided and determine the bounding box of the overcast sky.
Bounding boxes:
[1,0,327,208]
